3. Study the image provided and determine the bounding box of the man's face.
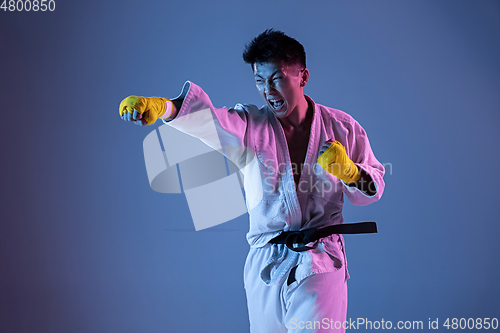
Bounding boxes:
[253,60,308,119]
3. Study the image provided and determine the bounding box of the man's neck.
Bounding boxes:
[279,95,312,132]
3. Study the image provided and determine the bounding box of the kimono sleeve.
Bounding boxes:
[162,81,249,163]
[342,119,385,206]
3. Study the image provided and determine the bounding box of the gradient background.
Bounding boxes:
[1,1,499,332]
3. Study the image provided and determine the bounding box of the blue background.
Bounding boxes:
[1,0,499,332]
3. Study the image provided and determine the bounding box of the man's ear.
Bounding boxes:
[300,68,309,87]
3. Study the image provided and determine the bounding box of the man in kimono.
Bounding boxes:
[119,29,385,333]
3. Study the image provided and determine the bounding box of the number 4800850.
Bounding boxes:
[1,0,56,11]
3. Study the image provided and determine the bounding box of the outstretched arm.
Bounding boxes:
[118,81,251,163]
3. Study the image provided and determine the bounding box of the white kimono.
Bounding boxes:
[164,81,385,332]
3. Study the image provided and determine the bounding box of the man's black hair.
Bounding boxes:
[242,29,306,69]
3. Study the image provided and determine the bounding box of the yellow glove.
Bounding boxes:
[119,96,172,125]
[317,140,361,184]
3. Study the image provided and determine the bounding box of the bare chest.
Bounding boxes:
[283,128,311,187]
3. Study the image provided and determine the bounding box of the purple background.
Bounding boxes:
[1,0,499,332]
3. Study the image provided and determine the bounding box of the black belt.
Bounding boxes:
[268,222,378,252]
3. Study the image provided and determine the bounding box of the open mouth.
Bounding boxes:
[268,98,285,111]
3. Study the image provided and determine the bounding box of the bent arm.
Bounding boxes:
[342,120,385,206]
[345,168,377,197]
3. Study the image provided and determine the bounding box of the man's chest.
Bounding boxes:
[283,128,311,186]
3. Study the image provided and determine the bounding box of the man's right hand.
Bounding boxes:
[119,96,172,126]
